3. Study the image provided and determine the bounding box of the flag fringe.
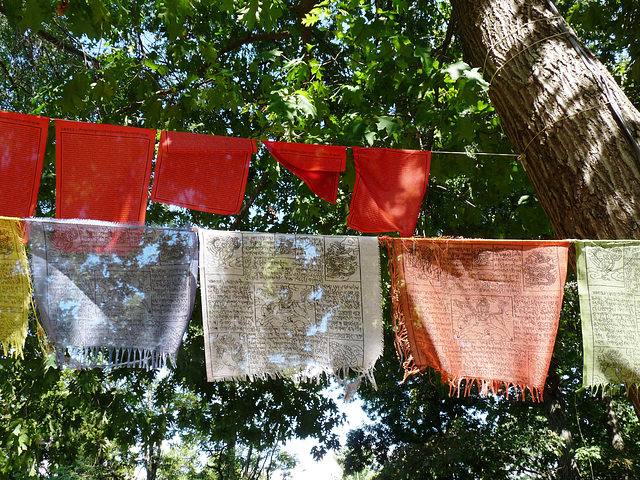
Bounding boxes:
[209,364,377,402]
[382,238,422,381]
[55,346,176,370]
[446,375,544,402]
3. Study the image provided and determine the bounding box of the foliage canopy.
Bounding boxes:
[1,0,640,478]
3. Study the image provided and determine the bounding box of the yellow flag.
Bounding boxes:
[0,217,31,357]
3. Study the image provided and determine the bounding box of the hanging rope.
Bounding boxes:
[545,0,640,166]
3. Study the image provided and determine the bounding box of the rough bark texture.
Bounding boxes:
[601,392,625,452]
[451,0,640,246]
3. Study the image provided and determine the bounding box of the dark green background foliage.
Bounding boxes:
[1,0,639,478]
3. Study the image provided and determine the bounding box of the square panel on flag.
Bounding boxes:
[151,131,257,215]
[348,147,430,237]
[56,120,156,224]
[0,110,49,217]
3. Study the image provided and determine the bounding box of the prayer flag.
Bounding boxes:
[0,110,49,217]
[198,229,383,396]
[348,147,430,237]
[576,240,640,388]
[56,120,155,224]
[28,219,198,369]
[151,131,257,215]
[383,237,569,400]
[0,218,31,357]
[262,141,347,203]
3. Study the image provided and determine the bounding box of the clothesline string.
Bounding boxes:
[431,151,519,157]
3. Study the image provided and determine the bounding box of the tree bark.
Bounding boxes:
[600,392,625,452]
[543,364,582,480]
[451,0,640,249]
[627,384,640,420]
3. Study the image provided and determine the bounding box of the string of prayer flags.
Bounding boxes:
[348,147,430,237]
[382,237,569,400]
[262,141,347,203]
[198,229,383,398]
[151,131,257,215]
[0,218,31,357]
[27,219,198,369]
[56,120,155,224]
[0,110,49,217]
[575,240,640,388]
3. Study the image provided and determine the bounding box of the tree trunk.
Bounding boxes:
[600,392,635,480]
[543,363,582,480]
[600,392,625,452]
[627,384,640,420]
[451,0,640,248]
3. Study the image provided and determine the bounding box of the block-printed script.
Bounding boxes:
[28,220,198,367]
[198,230,382,381]
[390,239,568,392]
[576,241,640,386]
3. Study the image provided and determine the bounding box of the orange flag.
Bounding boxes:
[55,120,155,224]
[0,110,49,217]
[151,131,257,215]
[348,147,430,237]
[263,141,347,203]
[382,237,569,401]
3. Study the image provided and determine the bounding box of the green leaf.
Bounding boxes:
[414,45,434,74]
[143,58,169,76]
[5,0,53,32]
[294,92,317,118]
[444,60,470,81]
[376,115,402,137]
[301,12,321,27]
[462,67,489,91]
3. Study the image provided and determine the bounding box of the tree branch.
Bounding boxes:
[35,29,101,68]
[435,11,456,62]
[0,58,30,95]
[0,4,101,68]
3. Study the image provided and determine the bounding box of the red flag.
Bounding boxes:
[348,147,430,237]
[56,120,155,224]
[263,141,347,203]
[0,110,49,217]
[151,131,257,215]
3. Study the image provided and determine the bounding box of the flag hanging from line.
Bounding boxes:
[382,237,569,400]
[262,141,347,203]
[151,131,257,215]
[0,218,31,358]
[348,147,430,238]
[55,120,155,224]
[28,219,198,369]
[198,229,383,397]
[0,110,49,218]
[576,240,640,388]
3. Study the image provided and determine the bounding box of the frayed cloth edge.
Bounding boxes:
[209,364,378,402]
[54,345,176,370]
[446,375,545,402]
